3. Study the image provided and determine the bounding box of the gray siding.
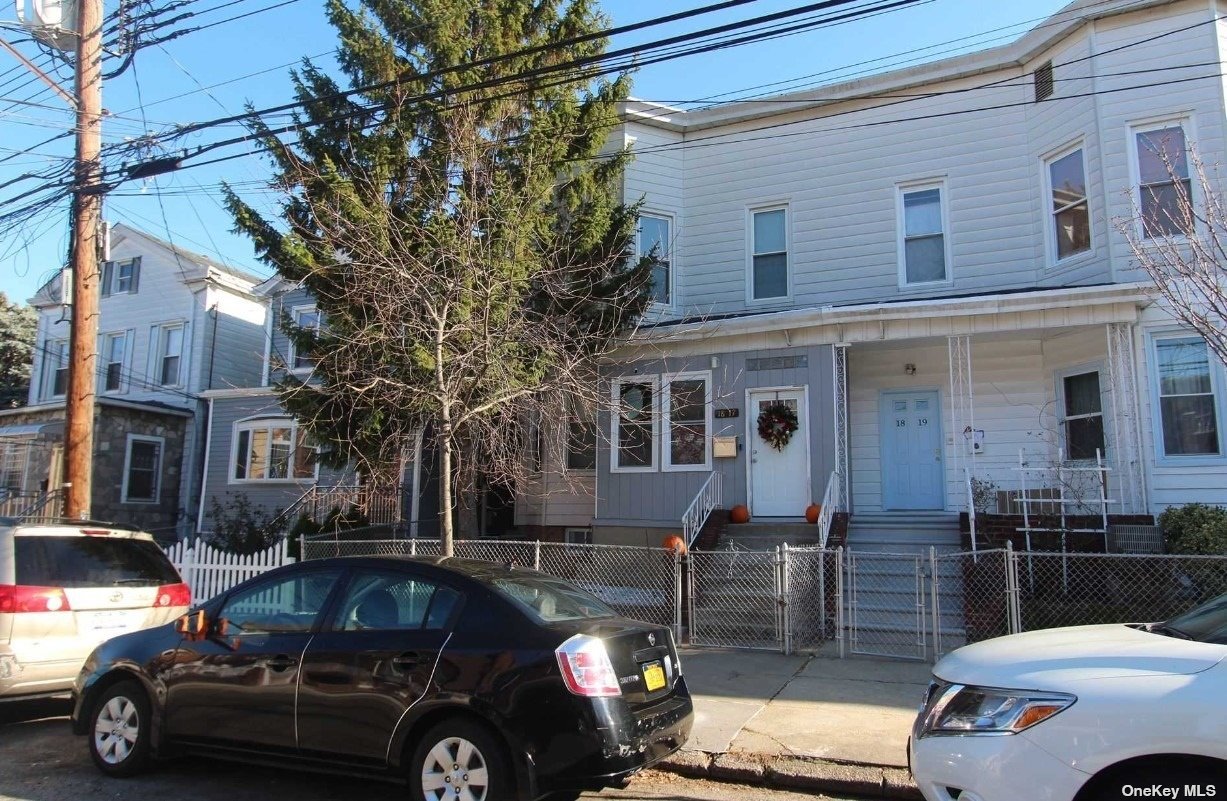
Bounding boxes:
[597,346,835,527]
[267,286,316,385]
[202,286,267,391]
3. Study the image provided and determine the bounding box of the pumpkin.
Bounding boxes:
[729,504,751,524]
[662,534,687,554]
[805,503,822,524]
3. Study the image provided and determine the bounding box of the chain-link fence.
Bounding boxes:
[787,546,839,651]
[931,549,1013,659]
[687,546,783,650]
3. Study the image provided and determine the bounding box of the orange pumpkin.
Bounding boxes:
[805,503,822,524]
[662,534,687,554]
[729,504,751,524]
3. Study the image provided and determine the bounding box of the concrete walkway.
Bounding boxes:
[664,647,932,797]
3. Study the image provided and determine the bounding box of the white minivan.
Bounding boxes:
[0,521,189,701]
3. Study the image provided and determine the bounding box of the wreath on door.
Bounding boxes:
[756,402,799,451]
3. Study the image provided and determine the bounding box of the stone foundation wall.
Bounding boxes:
[91,404,187,537]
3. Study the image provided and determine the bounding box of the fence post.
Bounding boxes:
[1005,542,1022,634]
[836,546,845,659]
[930,546,941,662]
[410,538,417,557]
[534,540,541,571]
[181,543,196,604]
[780,544,792,656]
[282,535,295,565]
[673,549,683,645]
[818,548,827,640]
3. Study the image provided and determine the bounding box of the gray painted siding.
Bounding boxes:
[597,346,834,527]
[203,286,267,391]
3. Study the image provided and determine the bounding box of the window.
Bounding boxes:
[45,339,68,398]
[219,570,342,636]
[333,570,459,631]
[1060,371,1104,461]
[639,214,672,306]
[899,183,948,284]
[290,306,322,371]
[1154,336,1220,456]
[1133,122,1192,239]
[0,441,28,491]
[101,258,140,297]
[102,332,126,392]
[565,528,592,545]
[750,207,788,301]
[122,435,163,503]
[232,419,318,482]
[612,377,658,472]
[1046,147,1091,262]
[1033,61,1054,102]
[664,372,711,470]
[157,324,184,386]
[565,406,597,471]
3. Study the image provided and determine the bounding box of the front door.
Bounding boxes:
[749,389,810,518]
[880,390,944,510]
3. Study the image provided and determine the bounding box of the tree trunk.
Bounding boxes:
[439,424,454,556]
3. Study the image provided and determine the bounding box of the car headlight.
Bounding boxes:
[918,683,1075,737]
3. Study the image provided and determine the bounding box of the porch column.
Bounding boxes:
[1106,322,1148,515]
[831,343,849,509]
[947,335,975,500]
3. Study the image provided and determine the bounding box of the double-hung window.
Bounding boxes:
[232,419,318,482]
[639,214,672,306]
[663,373,711,471]
[122,435,163,503]
[611,377,658,472]
[290,306,322,371]
[1153,336,1221,457]
[899,183,948,284]
[101,257,140,297]
[1133,121,1193,239]
[103,332,126,393]
[1046,146,1091,262]
[46,339,69,398]
[1059,369,1105,461]
[750,207,788,301]
[157,324,184,386]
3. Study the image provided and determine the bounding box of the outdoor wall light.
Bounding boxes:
[905,363,917,375]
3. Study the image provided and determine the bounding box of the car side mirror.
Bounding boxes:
[175,610,207,640]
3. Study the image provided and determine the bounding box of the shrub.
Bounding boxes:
[1159,503,1227,556]
[205,495,286,555]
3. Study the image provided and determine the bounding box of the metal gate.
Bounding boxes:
[687,546,784,650]
[844,550,929,660]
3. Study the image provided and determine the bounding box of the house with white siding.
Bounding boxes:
[525,0,1227,548]
[0,224,266,536]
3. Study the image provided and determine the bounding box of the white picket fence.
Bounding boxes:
[163,539,294,604]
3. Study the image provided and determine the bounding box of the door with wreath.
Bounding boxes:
[748,388,810,518]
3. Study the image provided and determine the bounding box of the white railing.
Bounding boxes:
[682,471,722,548]
[816,470,841,548]
[164,538,295,605]
[965,468,978,556]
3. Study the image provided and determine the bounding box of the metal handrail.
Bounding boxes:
[816,470,840,548]
[965,468,978,557]
[682,471,722,548]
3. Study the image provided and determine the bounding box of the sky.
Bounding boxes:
[0,0,1072,302]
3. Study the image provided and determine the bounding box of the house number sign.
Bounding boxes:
[714,408,739,419]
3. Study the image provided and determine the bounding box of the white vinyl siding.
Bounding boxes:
[748,206,789,302]
[121,435,163,503]
[898,182,949,285]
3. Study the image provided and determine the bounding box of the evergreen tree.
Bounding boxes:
[227,0,652,553]
[0,293,37,409]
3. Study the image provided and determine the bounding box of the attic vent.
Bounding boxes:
[1034,61,1054,102]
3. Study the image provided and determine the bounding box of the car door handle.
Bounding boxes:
[391,652,421,671]
[265,654,297,671]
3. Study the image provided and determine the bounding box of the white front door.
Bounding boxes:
[749,389,810,518]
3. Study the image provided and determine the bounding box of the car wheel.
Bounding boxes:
[410,718,511,801]
[88,681,152,777]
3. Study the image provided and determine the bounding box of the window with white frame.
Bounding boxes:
[664,373,711,470]
[1153,336,1221,456]
[0,441,28,491]
[45,339,69,398]
[1046,146,1090,262]
[1133,121,1193,239]
[101,258,140,297]
[232,419,318,482]
[1059,370,1104,461]
[899,183,947,284]
[102,332,126,393]
[612,377,657,471]
[156,324,184,386]
[122,435,162,503]
[290,306,322,371]
[639,214,672,306]
[750,207,788,301]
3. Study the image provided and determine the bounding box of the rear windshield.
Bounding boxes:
[16,536,180,588]
[1160,593,1227,644]
[490,574,616,623]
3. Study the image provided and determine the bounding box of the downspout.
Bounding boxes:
[194,396,215,537]
[206,302,219,391]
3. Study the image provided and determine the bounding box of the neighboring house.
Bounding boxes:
[0,223,265,535]
[529,0,1227,545]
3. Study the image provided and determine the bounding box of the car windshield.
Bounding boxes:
[490,574,617,623]
[1154,593,1227,644]
[15,536,180,588]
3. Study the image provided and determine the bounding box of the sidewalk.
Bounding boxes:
[661,647,931,798]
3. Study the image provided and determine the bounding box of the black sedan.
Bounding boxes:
[70,556,693,801]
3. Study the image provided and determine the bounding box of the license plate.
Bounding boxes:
[642,661,666,692]
[83,610,140,635]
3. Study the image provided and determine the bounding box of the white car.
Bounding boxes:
[910,595,1227,801]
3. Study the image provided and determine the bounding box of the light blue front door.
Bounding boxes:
[880,390,944,510]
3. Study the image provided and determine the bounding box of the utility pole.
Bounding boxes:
[63,0,103,520]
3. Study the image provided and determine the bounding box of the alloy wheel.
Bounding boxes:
[419,736,490,801]
[93,695,140,765]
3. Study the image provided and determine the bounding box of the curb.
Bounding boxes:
[659,749,921,800]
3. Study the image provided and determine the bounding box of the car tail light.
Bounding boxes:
[154,583,191,608]
[555,634,622,697]
[0,585,72,613]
